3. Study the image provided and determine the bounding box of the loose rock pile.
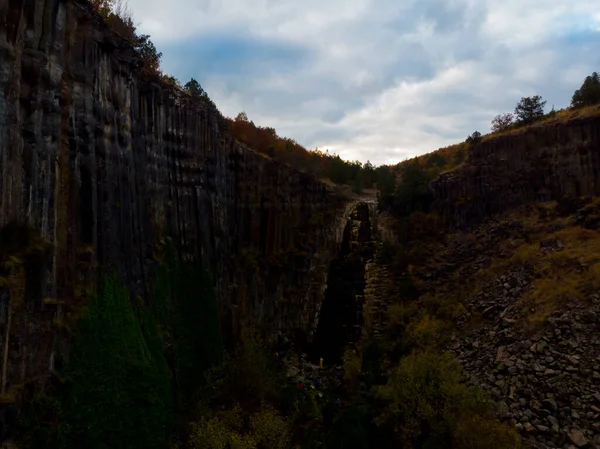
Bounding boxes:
[389,199,600,448]
[431,207,600,449]
[452,293,600,448]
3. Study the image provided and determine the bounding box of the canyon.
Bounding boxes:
[1,0,600,448]
[0,0,368,403]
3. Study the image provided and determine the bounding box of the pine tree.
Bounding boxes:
[571,72,600,108]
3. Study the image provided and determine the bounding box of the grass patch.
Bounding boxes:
[524,226,600,321]
[471,219,600,324]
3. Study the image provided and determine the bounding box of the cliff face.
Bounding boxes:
[0,0,350,397]
[431,115,600,229]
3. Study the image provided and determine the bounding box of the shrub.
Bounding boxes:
[249,406,291,449]
[408,212,442,241]
[405,314,448,349]
[202,327,282,409]
[453,414,522,449]
[342,349,362,392]
[188,403,291,449]
[374,351,515,448]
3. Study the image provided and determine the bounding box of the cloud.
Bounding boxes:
[126,0,600,165]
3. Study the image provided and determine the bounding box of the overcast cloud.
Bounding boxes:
[126,0,600,165]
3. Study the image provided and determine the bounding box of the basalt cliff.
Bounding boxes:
[3,0,600,448]
[432,115,600,230]
[0,0,365,409]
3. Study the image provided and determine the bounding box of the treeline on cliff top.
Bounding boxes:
[380,70,600,218]
[89,0,391,193]
[93,0,600,207]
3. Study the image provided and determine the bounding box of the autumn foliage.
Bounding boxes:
[90,0,163,74]
[225,112,380,191]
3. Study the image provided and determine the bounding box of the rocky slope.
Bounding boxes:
[0,0,354,404]
[414,201,600,448]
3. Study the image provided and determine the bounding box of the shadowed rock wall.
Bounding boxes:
[431,115,600,229]
[0,0,350,397]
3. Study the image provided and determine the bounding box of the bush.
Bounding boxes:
[405,314,448,349]
[202,327,282,408]
[325,404,371,449]
[342,349,362,392]
[374,351,514,448]
[375,242,396,264]
[249,406,291,449]
[408,212,442,241]
[453,414,522,449]
[188,404,291,449]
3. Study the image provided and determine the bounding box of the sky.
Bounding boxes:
[125,0,600,165]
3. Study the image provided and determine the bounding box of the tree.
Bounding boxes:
[465,131,482,144]
[491,113,514,133]
[425,152,447,168]
[361,161,376,188]
[571,72,600,108]
[90,0,113,16]
[134,34,162,73]
[92,0,136,40]
[393,163,433,216]
[235,112,249,122]
[184,78,206,97]
[162,75,181,88]
[514,95,546,125]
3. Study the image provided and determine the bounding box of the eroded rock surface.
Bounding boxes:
[0,0,352,399]
[431,116,600,230]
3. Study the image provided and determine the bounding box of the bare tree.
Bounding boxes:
[491,113,514,133]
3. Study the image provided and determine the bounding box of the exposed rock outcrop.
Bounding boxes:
[431,115,600,230]
[0,0,353,400]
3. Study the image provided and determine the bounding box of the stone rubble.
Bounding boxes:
[422,208,600,449]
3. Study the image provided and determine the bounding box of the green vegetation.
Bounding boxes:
[378,69,600,220]
[376,147,465,219]
[571,71,600,108]
[514,95,546,125]
[91,1,388,192]
[10,228,519,449]
[467,202,600,324]
[374,351,521,449]
[17,254,222,449]
[465,131,481,145]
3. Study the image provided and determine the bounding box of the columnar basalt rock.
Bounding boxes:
[431,116,600,230]
[0,0,351,398]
